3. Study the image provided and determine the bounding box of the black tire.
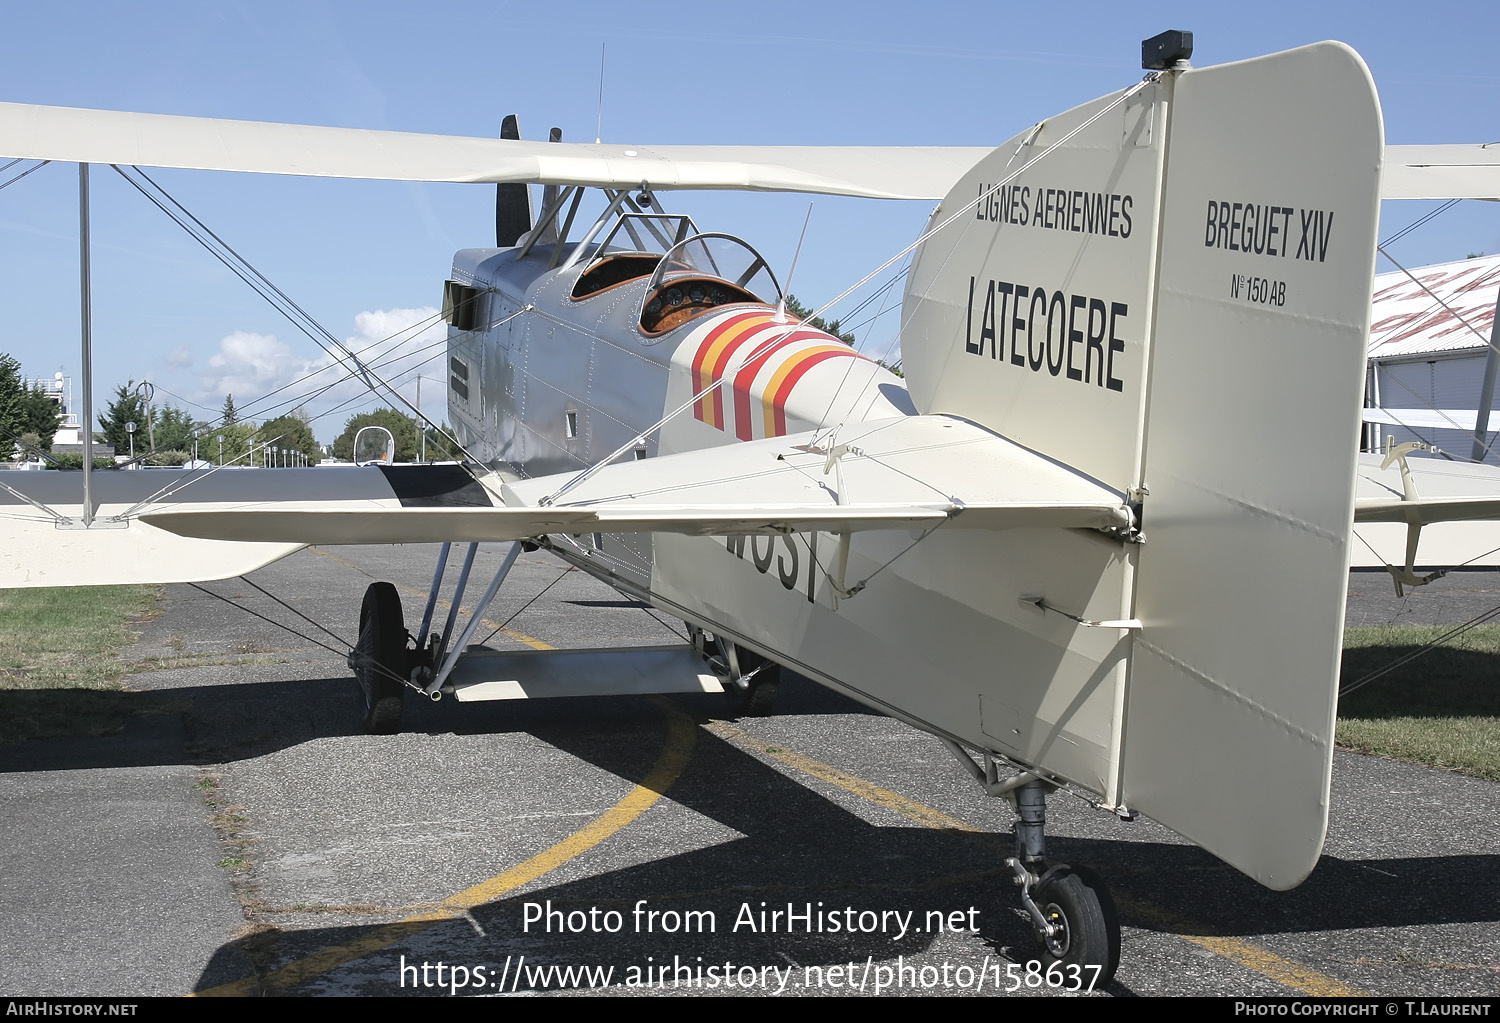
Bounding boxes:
[724,655,780,717]
[1032,864,1120,989]
[353,581,406,734]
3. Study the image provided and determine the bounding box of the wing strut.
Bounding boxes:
[1379,440,1451,595]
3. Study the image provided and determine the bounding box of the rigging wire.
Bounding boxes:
[130,310,458,453]
[474,564,575,649]
[189,581,352,663]
[1379,198,1460,250]
[1340,597,1500,697]
[0,159,49,192]
[110,164,489,472]
[237,576,353,649]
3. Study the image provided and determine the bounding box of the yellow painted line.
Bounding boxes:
[708,720,989,836]
[708,719,1366,998]
[309,546,551,650]
[1115,894,1366,998]
[193,693,696,994]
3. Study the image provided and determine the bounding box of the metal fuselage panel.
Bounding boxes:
[445,245,1126,800]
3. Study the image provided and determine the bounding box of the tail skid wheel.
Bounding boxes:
[1031,864,1120,988]
[354,581,407,734]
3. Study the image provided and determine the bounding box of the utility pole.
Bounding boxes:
[79,164,94,525]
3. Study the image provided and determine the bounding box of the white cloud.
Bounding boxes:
[165,345,193,368]
[200,330,314,399]
[194,307,447,440]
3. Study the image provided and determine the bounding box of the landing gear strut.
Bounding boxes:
[689,625,780,717]
[1005,776,1120,986]
[943,746,1121,987]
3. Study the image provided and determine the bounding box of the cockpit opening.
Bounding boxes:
[523,191,785,335]
[571,254,662,299]
[637,232,781,335]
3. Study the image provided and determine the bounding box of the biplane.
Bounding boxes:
[4,32,1500,983]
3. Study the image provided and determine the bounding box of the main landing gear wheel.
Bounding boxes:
[1032,864,1120,988]
[730,660,780,716]
[722,650,780,717]
[352,581,407,735]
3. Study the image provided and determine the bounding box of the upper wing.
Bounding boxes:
[0,100,989,200]
[140,417,1132,546]
[1383,144,1500,200]
[6,101,1499,201]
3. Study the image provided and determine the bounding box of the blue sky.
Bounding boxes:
[2,0,1499,442]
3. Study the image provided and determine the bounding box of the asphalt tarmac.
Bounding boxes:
[0,546,1495,998]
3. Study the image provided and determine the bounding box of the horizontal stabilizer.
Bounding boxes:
[143,503,953,543]
[142,417,1132,544]
[0,101,987,200]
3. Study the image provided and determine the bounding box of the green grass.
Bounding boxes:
[0,585,160,744]
[1339,624,1500,781]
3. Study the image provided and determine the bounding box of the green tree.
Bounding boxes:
[98,382,151,452]
[783,294,856,346]
[333,409,419,462]
[423,421,464,461]
[212,421,257,465]
[0,355,40,453]
[152,404,198,454]
[221,393,239,427]
[256,415,321,465]
[17,382,61,449]
[0,358,62,453]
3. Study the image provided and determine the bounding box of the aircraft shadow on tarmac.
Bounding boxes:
[0,652,883,773]
[170,679,1500,995]
[0,663,1491,994]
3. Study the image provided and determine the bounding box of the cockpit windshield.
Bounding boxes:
[643,233,781,306]
[636,233,782,335]
[590,213,698,257]
[542,191,784,333]
[574,216,779,304]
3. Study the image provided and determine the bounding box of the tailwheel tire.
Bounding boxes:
[353,581,407,734]
[1032,864,1121,989]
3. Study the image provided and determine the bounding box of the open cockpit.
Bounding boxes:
[518,190,782,336]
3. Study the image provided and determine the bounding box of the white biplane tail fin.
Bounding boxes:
[1122,43,1382,888]
[902,43,1383,887]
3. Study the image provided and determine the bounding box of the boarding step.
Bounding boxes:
[446,644,724,702]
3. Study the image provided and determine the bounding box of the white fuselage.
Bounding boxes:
[446,242,1131,808]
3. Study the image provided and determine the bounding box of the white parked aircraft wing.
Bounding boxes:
[1361,407,1482,432]
[1351,455,1500,568]
[0,101,988,200]
[0,464,490,587]
[1382,144,1500,200]
[1353,453,1500,524]
[141,417,1132,545]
